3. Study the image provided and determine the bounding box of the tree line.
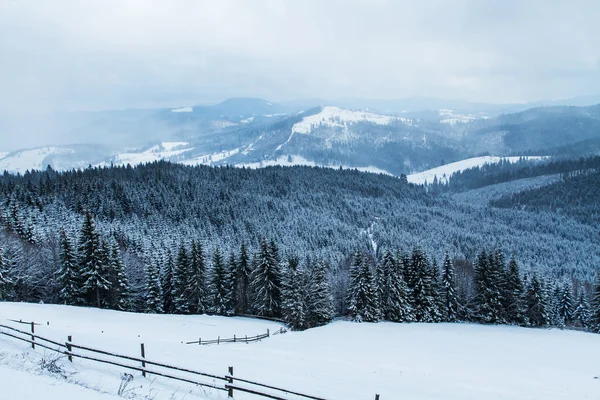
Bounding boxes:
[2,212,599,334]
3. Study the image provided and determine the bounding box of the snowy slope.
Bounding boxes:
[0,146,76,173]
[438,109,487,124]
[0,152,7,159]
[108,142,193,166]
[407,156,547,185]
[236,155,393,175]
[171,107,193,113]
[292,106,406,135]
[2,303,599,400]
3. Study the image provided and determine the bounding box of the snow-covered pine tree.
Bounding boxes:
[442,252,458,322]
[233,242,252,314]
[572,292,591,329]
[251,237,282,317]
[108,239,131,311]
[161,250,175,313]
[281,256,306,330]
[145,263,163,313]
[56,228,83,305]
[557,284,574,328]
[173,243,190,314]
[186,240,208,314]
[591,273,600,333]
[504,257,526,325]
[210,247,234,315]
[491,249,508,323]
[548,283,562,327]
[78,212,110,308]
[473,250,503,324]
[411,247,435,322]
[0,246,10,301]
[307,260,334,327]
[346,252,379,322]
[375,255,387,318]
[429,259,443,322]
[524,274,548,327]
[383,250,413,322]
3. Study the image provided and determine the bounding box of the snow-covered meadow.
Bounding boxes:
[0,302,599,400]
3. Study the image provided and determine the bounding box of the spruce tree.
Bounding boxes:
[347,252,379,322]
[441,253,458,322]
[524,274,548,327]
[307,260,334,327]
[281,257,306,330]
[573,292,591,329]
[145,263,163,313]
[591,273,600,333]
[383,250,413,322]
[78,213,110,308]
[56,228,82,305]
[0,246,10,301]
[429,259,443,322]
[161,251,175,313]
[173,243,190,314]
[210,247,234,315]
[374,256,387,317]
[411,248,435,322]
[108,239,131,311]
[186,241,208,314]
[233,242,252,314]
[504,257,526,325]
[557,284,574,328]
[473,250,503,323]
[251,238,281,317]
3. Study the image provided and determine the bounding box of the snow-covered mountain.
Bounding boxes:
[0,145,108,174]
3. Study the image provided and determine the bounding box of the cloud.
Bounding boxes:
[1,0,599,114]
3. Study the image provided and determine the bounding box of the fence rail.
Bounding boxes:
[185,327,286,345]
[0,319,377,399]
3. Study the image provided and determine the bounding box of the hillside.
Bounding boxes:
[1,303,599,400]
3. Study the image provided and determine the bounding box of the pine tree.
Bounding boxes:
[573,292,591,329]
[441,253,458,322]
[78,213,110,308]
[557,284,573,327]
[56,228,82,305]
[210,247,233,315]
[374,256,387,318]
[473,250,503,324]
[145,263,163,313]
[281,257,306,330]
[161,251,175,313]
[347,252,379,322]
[411,248,435,322]
[306,260,334,327]
[591,273,600,333]
[428,259,443,322]
[186,241,208,314]
[251,238,281,317]
[233,242,252,314]
[382,250,413,322]
[108,239,131,311]
[173,243,190,314]
[504,257,526,325]
[524,274,548,327]
[548,283,562,327]
[0,246,10,301]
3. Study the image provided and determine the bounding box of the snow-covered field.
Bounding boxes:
[1,303,599,400]
[0,146,76,174]
[107,142,194,166]
[407,156,547,185]
[236,155,392,176]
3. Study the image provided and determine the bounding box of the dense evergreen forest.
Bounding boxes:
[0,162,599,333]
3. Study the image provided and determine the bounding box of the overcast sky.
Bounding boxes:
[1,0,600,112]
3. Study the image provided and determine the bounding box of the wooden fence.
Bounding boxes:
[0,320,382,399]
[185,327,286,345]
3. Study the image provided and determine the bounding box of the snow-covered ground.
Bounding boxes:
[107,142,194,166]
[1,303,599,400]
[292,106,407,135]
[181,148,241,166]
[407,156,547,185]
[171,107,193,113]
[0,152,8,159]
[0,146,76,174]
[438,109,487,125]
[236,155,392,176]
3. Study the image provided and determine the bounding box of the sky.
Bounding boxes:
[1,0,600,113]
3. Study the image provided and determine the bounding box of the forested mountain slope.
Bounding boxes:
[1,162,598,288]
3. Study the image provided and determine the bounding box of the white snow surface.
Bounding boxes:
[171,107,193,113]
[0,146,75,174]
[240,116,254,124]
[408,156,547,185]
[1,303,599,400]
[108,142,193,166]
[0,152,8,159]
[292,106,405,135]
[180,148,241,166]
[438,109,487,125]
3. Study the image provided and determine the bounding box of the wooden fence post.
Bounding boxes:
[217,336,220,345]
[227,366,234,398]
[140,343,146,377]
[267,329,270,338]
[245,335,247,343]
[375,394,380,400]
[233,334,236,343]
[66,335,73,362]
[198,337,201,345]
[30,322,35,349]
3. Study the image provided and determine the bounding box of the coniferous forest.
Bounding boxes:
[0,161,599,333]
